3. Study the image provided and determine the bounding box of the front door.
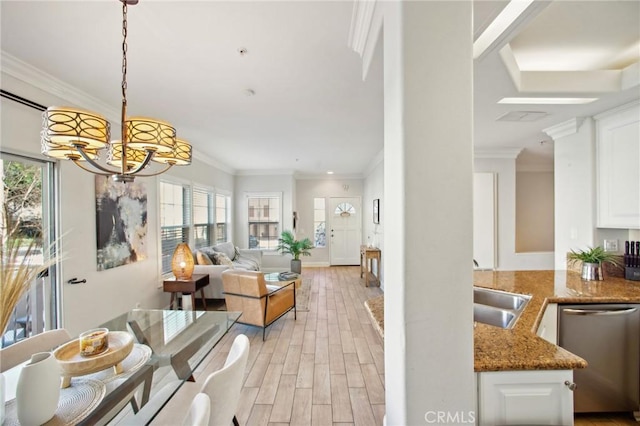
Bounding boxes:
[329,197,362,265]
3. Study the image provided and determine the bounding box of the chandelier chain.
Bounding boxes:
[122,1,128,105]
[120,0,128,172]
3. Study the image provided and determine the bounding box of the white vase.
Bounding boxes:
[16,352,60,426]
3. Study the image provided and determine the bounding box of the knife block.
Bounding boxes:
[625,267,640,281]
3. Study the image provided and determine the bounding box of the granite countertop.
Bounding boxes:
[474,270,640,372]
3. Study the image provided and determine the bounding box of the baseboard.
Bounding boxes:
[302,262,331,267]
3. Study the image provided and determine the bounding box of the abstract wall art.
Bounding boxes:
[95,176,148,271]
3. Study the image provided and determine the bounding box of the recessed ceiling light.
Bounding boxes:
[498,97,598,105]
[327,171,334,175]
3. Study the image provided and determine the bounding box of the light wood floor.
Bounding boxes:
[152,266,385,426]
[575,413,640,425]
[151,266,639,426]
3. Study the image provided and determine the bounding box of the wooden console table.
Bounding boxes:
[163,273,209,310]
[360,245,381,287]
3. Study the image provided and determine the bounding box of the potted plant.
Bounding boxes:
[276,230,314,274]
[568,246,621,281]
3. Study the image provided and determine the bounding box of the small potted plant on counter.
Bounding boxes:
[277,230,314,274]
[568,246,621,281]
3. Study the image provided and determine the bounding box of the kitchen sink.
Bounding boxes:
[474,287,530,310]
[474,303,516,329]
[473,287,531,329]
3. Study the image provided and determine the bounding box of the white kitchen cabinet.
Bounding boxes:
[595,101,640,229]
[536,303,558,344]
[477,370,575,426]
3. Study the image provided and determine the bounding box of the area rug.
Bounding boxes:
[365,295,384,339]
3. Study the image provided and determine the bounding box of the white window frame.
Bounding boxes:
[159,178,192,276]
[246,192,282,251]
[215,190,232,244]
[158,178,233,277]
[313,197,326,248]
[193,185,216,250]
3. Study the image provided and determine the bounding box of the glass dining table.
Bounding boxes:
[4,309,241,426]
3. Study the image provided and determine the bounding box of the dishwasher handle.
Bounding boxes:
[562,307,637,316]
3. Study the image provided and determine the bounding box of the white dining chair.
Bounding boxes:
[199,334,250,426]
[182,392,211,426]
[0,328,71,373]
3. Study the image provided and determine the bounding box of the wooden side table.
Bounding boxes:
[360,245,381,287]
[163,273,210,310]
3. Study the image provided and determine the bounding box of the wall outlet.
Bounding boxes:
[135,302,141,309]
[604,239,618,252]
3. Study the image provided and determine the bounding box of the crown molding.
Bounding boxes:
[348,0,382,80]
[235,169,296,177]
[474,147,522,159]
[294,173,364,180]
[542,117,586,140]
[1,51,120,122]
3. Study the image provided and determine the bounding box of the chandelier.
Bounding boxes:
[40,0,191,183]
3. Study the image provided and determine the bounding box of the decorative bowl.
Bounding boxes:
[53,331,134,388]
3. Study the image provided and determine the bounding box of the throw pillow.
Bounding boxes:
[198,247,218,264]
[195,250,213,265]
[234,256,259,271]
[213,242,236,261]
[213,252,234,268]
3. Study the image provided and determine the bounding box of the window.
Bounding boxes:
[1,153,58,346]
[193,188,214,249]
[334,202,356,217]
[314,198,326,248]
[216,194,230,244]
[247,195,280,249]
[160,181,191,274]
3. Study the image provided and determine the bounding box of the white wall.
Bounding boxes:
[1,73,234,336]
[363,155,384,288]
[475,157,554,270]
[516,171,554,253]
[552,118,597,269]
[295,177,364,266]
[382,2,475,424]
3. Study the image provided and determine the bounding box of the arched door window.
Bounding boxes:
[334,202,356,217]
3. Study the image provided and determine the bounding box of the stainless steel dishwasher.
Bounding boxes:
[558,304,640,415]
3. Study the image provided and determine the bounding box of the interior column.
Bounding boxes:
[382,1,475,424]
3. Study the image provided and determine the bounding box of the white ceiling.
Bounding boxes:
[1,1,639,176]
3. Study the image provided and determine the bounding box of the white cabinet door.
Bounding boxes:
[478,370,574,426]
[596,102,640,229]
[474,173,496,269]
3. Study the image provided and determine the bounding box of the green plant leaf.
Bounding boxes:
[276,230,314,260]
[567,246,621,267]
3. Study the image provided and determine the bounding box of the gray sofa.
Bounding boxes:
[193,242,262,299]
